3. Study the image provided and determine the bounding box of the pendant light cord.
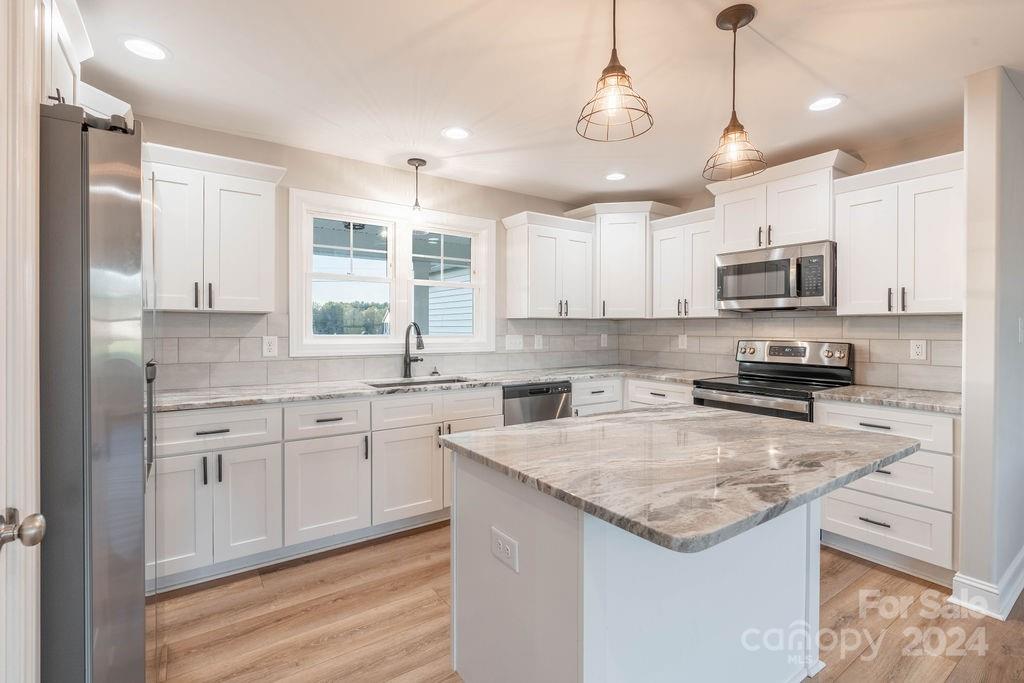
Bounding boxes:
[731,28,737,113]
[612,0,617,50]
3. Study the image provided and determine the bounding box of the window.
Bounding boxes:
[289,190,495,356]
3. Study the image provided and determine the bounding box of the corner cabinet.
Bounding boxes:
[595,212,648,318]
[651,208,720,319]
[503,212,593,319]
[835,154,964,316]
[142,144,285,313]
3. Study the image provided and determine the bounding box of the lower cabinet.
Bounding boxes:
[212,443,283,563]
[572,402,620,417]
[625,380,694,408]
[443,415,504,508]
[372,423,445,524]
[284,433,371,545]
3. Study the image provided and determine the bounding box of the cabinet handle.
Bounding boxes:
[901,286,907,312]
[887,287,893,312]
[564,300,569,317]
[858,516,891,529]
[558,300,563,316]
[602,300,606,317]
[217,453,223,483]
[677,299,682,316]
[767,224,773,245]
[876,469,893,475]
[208,283,214,309]
[194,282,200,309]
[195,428,230,436]
[858,422,891,430]
[202,456,208,486]
[437,424,443,448]
[684,299,689,316]
[590,389,605,395]
[315,416,345,424]
[364,434,369,460]
[574,408,579,417]
[758,226,763,247]
[650,391,667,398]
[447,423,452,434]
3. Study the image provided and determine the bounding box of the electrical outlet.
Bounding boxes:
[490,526,519,573]
[506,335,523,351]
[909,339,928,361]
[600,333,608,348]
[678,334,688,350]
[262,336,278,357]
[534,334,543,350]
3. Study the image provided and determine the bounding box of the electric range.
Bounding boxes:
[693,339,854,421]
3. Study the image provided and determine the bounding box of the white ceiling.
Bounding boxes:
[80,0,1024,206]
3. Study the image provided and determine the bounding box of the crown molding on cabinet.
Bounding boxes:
[833,152,963,195]
[563,201,682,221]
[706,150,865,197]
[649,207,715,231]
[143,143,287,184]
[501,211,594,233]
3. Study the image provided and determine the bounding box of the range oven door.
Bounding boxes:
[692,387,812,422]
[715,241,834,311]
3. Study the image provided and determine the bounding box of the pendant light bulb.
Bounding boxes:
[407,158,426,212]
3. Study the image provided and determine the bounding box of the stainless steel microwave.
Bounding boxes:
[716,240,836,311]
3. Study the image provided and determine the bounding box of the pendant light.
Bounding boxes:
[702,4,766,181]
[407,158,425,211]
[576,0,653,142]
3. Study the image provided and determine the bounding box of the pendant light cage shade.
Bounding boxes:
[577,61,654,142]
[702,114,767,180]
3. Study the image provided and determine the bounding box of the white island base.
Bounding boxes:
[452,455,826,683]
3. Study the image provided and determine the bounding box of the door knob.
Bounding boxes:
[0,508,46,552]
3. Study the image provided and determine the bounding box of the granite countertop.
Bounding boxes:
[440,404,920,553]
[154,365,721,412]
[814,385,962,415]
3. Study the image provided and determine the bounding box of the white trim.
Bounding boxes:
[649,207,716,230]
[501,211,593,233]
[142,142,287,184]
[289,188,495,357]
[705,150,865,196]
[833,152,964,195]
[563,200,681,220]
[78,81,131,118]
[949,541,1024,621]
[820,530,955,587]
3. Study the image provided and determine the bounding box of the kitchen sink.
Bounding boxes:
[366,378,470,389]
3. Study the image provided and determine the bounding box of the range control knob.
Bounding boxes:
[837,351,846,359]
[824,349,835,358]
[747,347,757,355]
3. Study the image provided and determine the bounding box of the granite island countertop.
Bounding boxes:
[440,404,920,553]
[814,385,962,415]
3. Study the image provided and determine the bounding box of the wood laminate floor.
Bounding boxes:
[147,523,1024,682]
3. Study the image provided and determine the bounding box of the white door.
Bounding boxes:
[372,423,444,524]
[683,219,721,318]
[897,171,964,314]
[283,433,371,545]
[443,415,504,507]
[203,173,275,312]
[212,444,283,563]
[559,230,592,318]
[717,185,766,253]
[146,453,213,578]
[765,169,832,246]
[145,163,205,311]
[836,185,899,316]
[527,225,560,318]
[652,227,685,318]
[598,212,647,318]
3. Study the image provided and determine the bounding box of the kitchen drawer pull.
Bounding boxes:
[887,287,893,312]
[858,516,891,529]
[901,286,907,312]
[202,456,208,486]
[876,469,893,475]
[558,300,563,316]
[683,298,689,316]
[195,428,230,436]
[208,282,214,309]
[650,392,667,398]
[217,453,223,483]
[565,300,569,317]
[314,416,345,424]
[767,224,773,245]
[363,434,369,460]
[602,300,606,317]
[590,389,606,395]
[194,282,200,309]
[758,226,763,247]
[858,422,891,430]
[677,299,682,316]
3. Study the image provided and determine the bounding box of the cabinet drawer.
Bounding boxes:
[627,380,693,406]
[155,406,282,456]
[844,450,953,511]
[572,378,623,407]
[572,400,622,417]
[815,401,954,454]
[283,399,371,440]
[371,394,444,430]
[823,488,952,568]
[442,388,502,421]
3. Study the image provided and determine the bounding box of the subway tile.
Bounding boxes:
[317,358,366,382]
[267,360,318,385]
[618,349,631,364]
[628,350,658,366]
[156,363,209,390]
[475,353,509,372]
[494,335,507,352]
[683,353,718,372]
[520,335,536,351]
[546,335,575,352]
[574,335,601,351]
[752,317,795,338]
[774,309,817,317]
[435,354,478,374]
[210,313,267,338]
[854,362,898,388]
[654,352,687,370]
[843,338,870,364]
[899,315,963,340]
[505,319,536,335]
[628,320,659,335]
[683,319,716,336]
[364,356,403,379]
[868,339,927,365]
[898,364,963,392]
[239,337,262,361]
[178,338,240,363]
[716,356,740,373]
[619,335,644,351]
[715,318,753,337]
[605,334,619,349]
[561,320,589,335]
[210,361,267,387]
[656,319,686,335]
[642,335,671,352]
[154,312,210,338]
[157,338,179,364]
[495,318,508,335]
[561,351,591,367]
[586,320,617,334]
[266,313,289,337]
[793,316,844,339]
[538,352,566,369]
[698,336,735,355]
[931,340,963,367]
[843,316,899,340]
[535,319,563,335]
[508,353,539,370]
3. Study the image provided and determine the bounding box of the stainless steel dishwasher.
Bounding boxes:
[502,381,573,425]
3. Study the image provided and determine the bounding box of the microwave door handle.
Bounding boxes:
[790,255,799,301]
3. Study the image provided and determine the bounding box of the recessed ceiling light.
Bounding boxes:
[123,37,167,61]
[605,172,627,181]
[441,127,470,140]
[809,95,845,112]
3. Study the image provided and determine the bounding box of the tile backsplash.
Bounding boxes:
[148,311,962,393]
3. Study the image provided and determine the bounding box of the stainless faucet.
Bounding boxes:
[403,322,425,378]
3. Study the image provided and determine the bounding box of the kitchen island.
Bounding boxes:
[440,405,920,683]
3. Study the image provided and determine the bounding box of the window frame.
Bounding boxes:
[289,188,495,357]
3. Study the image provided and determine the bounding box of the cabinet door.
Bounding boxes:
[597,213,647,317]
[526,226,561,318]
[652,227,685,318]
[372,424,444,524]
[212,444,283,563]
[682,219,721,318]
[572,401,622,417]
[47,2,79,105]
[284,433,371,545]
[145,163,205,311]
[716,185,766,253]
[765,169,832,246]
[147,453,213,578]
[897,171,964,314]
[443,415,504,508]
[559,231,592,318]
[835,185,899,315]
[203,173,276,312]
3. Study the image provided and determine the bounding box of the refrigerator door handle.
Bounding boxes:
[144,361,157,491]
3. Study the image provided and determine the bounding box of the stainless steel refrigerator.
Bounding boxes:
[39,103,150,682]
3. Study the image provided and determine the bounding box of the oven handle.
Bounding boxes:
[692,388,810,415]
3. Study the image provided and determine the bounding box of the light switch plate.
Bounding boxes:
[534,334,543,350]
[262,336,278,357]
[506,335,523,351]
[678,334,688,350]
[490,526,519,573]
[909,339,927,361]
[600,333,608,348]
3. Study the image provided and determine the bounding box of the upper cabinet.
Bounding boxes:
[40,0,92,106]
[651,209,719,318]
[143,144,285,313]
[503,212,593,319]
[835,154,964,316]
[708,151,865,253]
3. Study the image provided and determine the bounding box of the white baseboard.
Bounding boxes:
[820,531,955,587]
[950,541,1024,621]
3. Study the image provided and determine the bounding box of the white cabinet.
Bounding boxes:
[571,378,623,416]
[835,158,964,316]
[212,443,283,562]
[443,415,504,508]
[142,145,285,313]
[504,213,594,319]
[145,452,213,578]
[372,423,445,524]
[716,170,832,252]
[651,209,720,319]
[626,380,693,407]
[717,184,767,253]
[651,227,685,318]
[284,433,371,545]
[41,0,91,106]
[597,212,648,318]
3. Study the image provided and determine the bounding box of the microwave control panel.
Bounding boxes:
[797,255,825,297]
